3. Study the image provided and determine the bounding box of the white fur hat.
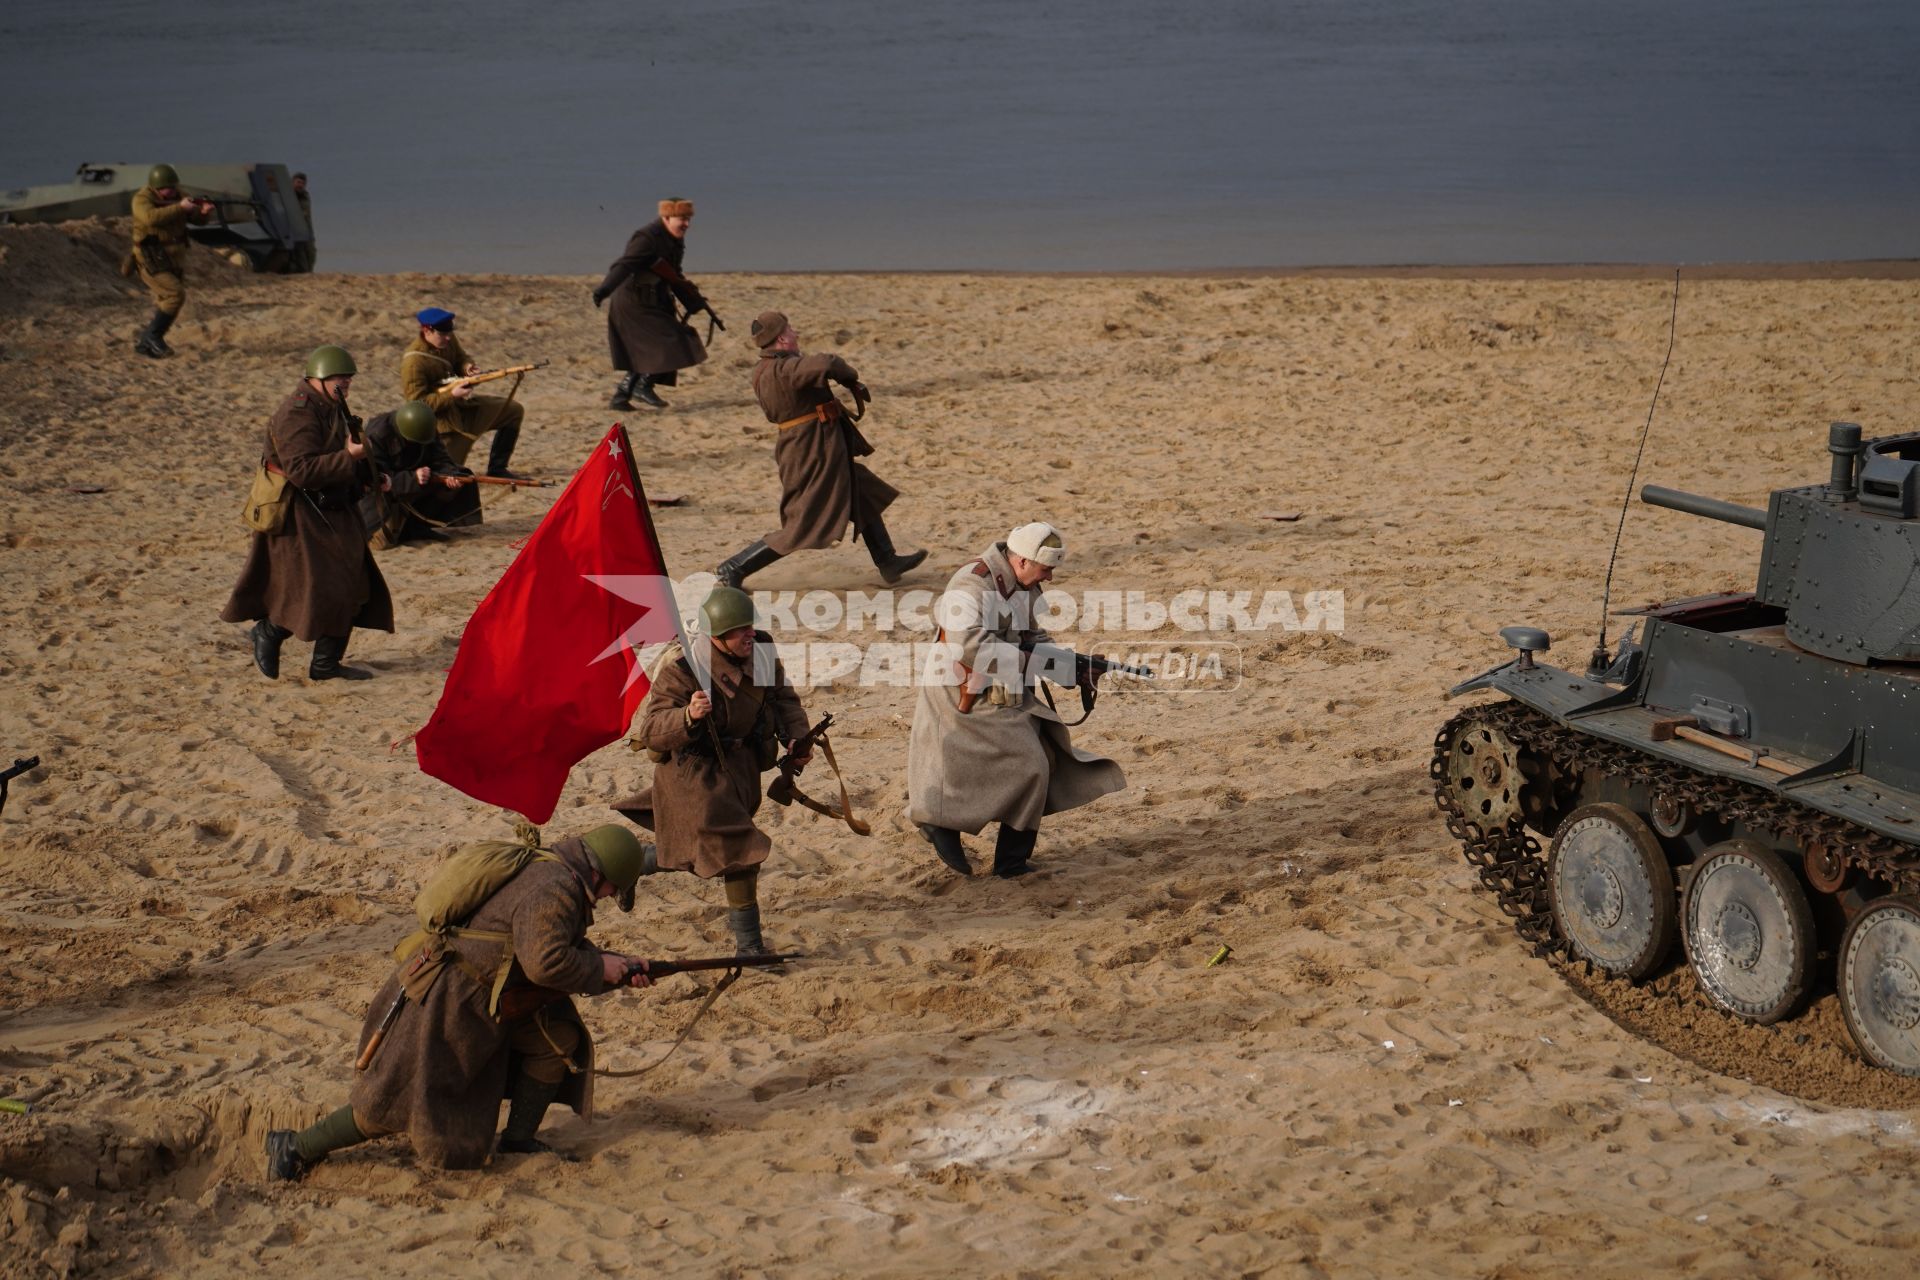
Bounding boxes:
[1007,521,1066,567]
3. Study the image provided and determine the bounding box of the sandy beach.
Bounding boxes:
[3,218,1920,1277]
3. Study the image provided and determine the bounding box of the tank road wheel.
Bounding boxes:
[1681,840,1816,1024]
[1838,897,1920,1077]
[1442,718,1531,831]
[1547,803,1676,979]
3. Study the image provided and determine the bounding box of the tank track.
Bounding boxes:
[1431,700,1920,957]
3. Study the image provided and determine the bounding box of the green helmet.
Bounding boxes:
[580,824,647,892]
[147,163,180,190]
[303,344,357,379]
[393,400,437,443]
[701,585,756,637]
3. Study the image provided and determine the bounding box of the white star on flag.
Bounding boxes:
[583,574,681,692]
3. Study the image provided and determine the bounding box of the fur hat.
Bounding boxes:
[658,198,695,219]
[751,311,791,349]
[1007,522,1066,568]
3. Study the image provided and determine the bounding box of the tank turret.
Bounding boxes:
[1640,422,1920,665]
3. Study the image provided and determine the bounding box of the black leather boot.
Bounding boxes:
[727,904,771,956]
[633,376,668,409]
[497,1073,570,1157]
[149,309,177,355]
[309,633,373,681]
[920,824,972,876]
[991,825,1039,878]
[715,539,782,589]
[250,620,289,679]
[609,372,639,410]
[486,422,526,479]
[134,310,172,359]
[862,517,929,584]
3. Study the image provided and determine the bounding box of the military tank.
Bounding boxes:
[1434,421,1920,1075]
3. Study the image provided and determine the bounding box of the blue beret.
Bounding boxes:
[416,307,455,328]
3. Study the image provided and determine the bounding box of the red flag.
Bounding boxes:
[414,424,684,821]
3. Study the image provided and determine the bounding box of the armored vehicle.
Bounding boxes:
[0,162,313,272]
[1435,422,1920,1075]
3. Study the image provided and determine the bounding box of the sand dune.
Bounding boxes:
[3,218,1919,1277]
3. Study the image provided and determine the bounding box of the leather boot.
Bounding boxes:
[715,539,782,589]
[486,422,526,479]
[991,825,1039,878]
[309,633,373,681]
[151,309,176,355]
[728,904,771,956]
[134,310,171,359]
[862,516,929,585]
[250,620,289,679]
[633,376,668,409]
[920,824,972,876]
[609,372,639,410]
[497,1072,570,1157]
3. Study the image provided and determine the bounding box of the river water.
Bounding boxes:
[2,0,1915,272]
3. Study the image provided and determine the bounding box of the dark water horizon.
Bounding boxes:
[3,0,1916,275]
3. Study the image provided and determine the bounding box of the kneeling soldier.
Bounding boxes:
[359,400,479,548]
[613,587,811,954]
[908,522,1127,877]
[400,307,528,479]
[266,825,655,1178]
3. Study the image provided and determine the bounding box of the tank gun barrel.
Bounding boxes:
[1640,485,1766,531]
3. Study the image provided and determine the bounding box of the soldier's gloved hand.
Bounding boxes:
[591,288,607,309]
[686,691,713,722]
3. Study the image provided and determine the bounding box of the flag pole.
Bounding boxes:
[614,422,727,757]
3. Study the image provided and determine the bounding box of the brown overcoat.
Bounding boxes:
[907,543,1126,833]
[612,637,808,878]
[594,220,706,382]
[348,836,610,1169]
[752,351,899,554]
[219,382,395,642]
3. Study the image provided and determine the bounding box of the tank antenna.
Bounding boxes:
[1591,267,1682,675]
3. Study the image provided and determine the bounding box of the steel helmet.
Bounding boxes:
[580,824,647,892]
[700,586,756,637]
[147,163,180,190]
[303,345,357,379]
[393,400,437,443]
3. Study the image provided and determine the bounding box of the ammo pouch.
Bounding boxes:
[242,461,292,534]
[137,234,173,277]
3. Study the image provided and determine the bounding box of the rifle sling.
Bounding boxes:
[776,733,870,835]
[592,966,743,1078]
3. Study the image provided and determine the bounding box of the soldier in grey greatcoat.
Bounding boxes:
[907,523,1126,877]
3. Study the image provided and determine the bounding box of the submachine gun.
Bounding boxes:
[1019,639,1155,725]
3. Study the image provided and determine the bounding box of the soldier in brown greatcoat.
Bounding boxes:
[713,311,928,589]
[125,163,213,358]
[590,198,717,411]
[219,345,395,682]
[264,826,655,1177]
[399,307,527,479]
[611,587,811,955]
